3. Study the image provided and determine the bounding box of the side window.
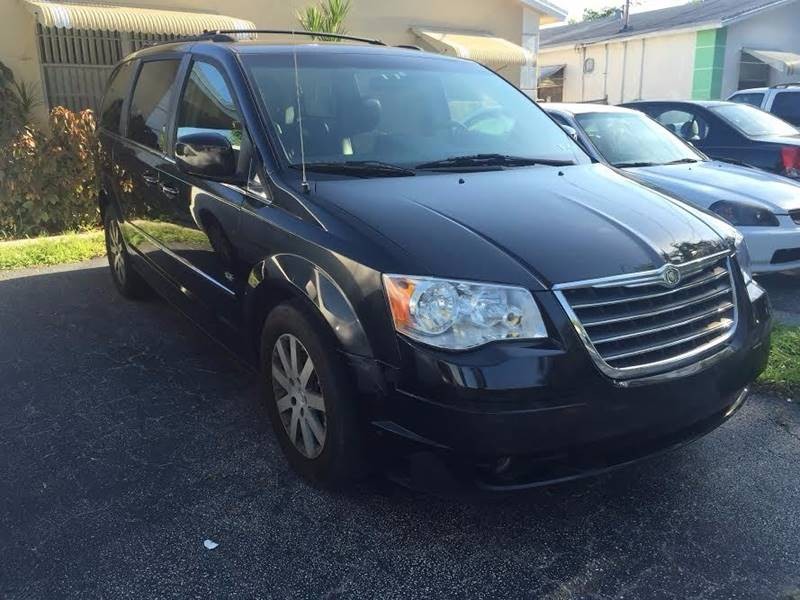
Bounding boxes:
[654,109,710,142]
[127,59,182,153]
[770,92,800,126]
[99,61,135,134]
[176,61,247,166]
[729,92,764,108]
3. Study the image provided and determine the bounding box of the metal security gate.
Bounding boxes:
[36,24,179,112]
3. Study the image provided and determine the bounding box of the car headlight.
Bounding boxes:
[382,275,547,350]
[734,233,753,284]
[710,200,779,226]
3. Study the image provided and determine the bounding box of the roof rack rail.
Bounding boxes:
[772,82,800,89]
[206,29,386,46]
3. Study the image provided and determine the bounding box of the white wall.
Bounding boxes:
[723,2,800,97]
[538,30,695,104]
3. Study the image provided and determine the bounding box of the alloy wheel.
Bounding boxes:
[108,219,126,286]
[271,333,327,459]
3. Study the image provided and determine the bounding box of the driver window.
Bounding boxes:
[176,61,250,170]
[654,109,709,142]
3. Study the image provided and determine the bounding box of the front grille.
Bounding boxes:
[554,252,737,378]
[790,209,800,225]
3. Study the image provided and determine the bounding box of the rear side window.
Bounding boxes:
[729,92,764,108]
[99,61,135,133]
[128,59,182,152]
[771,91,800,126]
[653,109,709,142]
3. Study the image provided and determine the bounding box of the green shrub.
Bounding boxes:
[0,107,99,239]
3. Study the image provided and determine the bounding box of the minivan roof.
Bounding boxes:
[128,38,454,62]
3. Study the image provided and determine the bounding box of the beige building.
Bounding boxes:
[537,0,800,105]
[1,0,567,120]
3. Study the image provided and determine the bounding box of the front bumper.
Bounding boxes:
[359,282,772,490]
[744,217,800,273]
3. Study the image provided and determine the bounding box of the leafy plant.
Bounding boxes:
[0,107,99,239]
[11,79,42,124]
[297,0,351,40]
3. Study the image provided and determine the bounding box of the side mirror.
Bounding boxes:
[175,132,239,182]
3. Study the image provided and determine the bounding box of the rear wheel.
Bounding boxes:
[260,300,367,488]
[103,210,149,299]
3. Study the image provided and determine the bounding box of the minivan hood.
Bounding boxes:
[627,160,800,213]
[313,164,728,287]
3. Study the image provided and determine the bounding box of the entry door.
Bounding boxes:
[156,59,252,331]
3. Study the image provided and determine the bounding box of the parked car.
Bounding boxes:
[621,100,800,180]
[728,83,800,126]
[97,33,771,491]
[546,103,800,274]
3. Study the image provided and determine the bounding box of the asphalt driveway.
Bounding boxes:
[1,259,799,599]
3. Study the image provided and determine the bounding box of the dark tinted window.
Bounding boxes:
[771,91,800,126]
[177,61,242,147]
[100,61,135,133]
[729,92,764,107]
[710,103,799,137]
[128,59,181,152]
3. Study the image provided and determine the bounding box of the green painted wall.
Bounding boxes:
[692,28,727,100]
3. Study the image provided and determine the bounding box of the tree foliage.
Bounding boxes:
[582,6,618,21]
[297,0,351,40]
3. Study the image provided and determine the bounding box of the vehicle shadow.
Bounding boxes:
[756,270,800,323]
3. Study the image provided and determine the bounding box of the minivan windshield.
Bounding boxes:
[710,103,800,137]
[241,52,588,172]
[575,111,703,167]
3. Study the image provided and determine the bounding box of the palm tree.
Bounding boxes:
[297,0,351,41]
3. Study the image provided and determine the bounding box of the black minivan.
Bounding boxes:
[97,33,772,490]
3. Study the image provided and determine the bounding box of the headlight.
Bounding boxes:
[734,233,753,284]
[382,275,547,350]
[710,201,779,226]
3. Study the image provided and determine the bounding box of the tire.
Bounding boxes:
[103,209,149,300]
[260,300,367,489]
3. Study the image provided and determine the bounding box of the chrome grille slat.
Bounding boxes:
[553,252,738,380]
[581,285,731,327]
[569,267,729,309]
[602,319,733,361]
[592,302,735,344]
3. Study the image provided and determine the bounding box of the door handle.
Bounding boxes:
[142,171,159,185]
[160,183,179,198]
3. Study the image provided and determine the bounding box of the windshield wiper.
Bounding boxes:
[415,154,575,170]
[291,161,416,177]
[613,161,658,168]
[663,158,700,165]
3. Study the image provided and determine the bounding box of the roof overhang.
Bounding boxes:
[412,28,535,67]
[744,48,800,75]
[538,64,565,80]
[23,1,255,35]
[519,0,569,25]
[540,22,721,52]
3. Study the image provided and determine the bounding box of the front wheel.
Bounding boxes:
[103,210,149,299]
[260,300,367,488]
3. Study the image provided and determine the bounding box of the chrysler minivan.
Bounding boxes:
[97,33,772,490]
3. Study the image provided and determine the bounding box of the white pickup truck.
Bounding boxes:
[728,83,800,126]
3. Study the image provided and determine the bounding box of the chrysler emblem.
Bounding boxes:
[663,265,682,287]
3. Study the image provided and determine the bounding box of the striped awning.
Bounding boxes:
[24,1,255,35]
[413,28,535,68]
[744,49,800,76]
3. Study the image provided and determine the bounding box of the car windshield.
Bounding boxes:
[710,103,800,137]
[575,111,702,167]
[241,51,588,170]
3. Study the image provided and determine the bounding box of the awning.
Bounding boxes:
[538,64,565,81]
[24,1,255,35]
[743,49,800,76]
[413,28,535,68]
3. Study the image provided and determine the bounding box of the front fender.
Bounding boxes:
[244,253,373,358]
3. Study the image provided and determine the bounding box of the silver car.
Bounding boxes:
[546,103,800,274]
